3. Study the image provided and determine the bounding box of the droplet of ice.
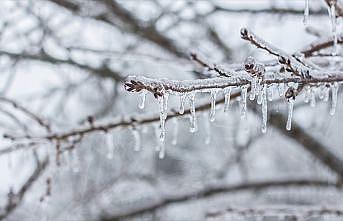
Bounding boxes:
[138,91,147,109]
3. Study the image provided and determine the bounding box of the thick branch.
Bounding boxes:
[124,75,343,97]
[100,179,341,221]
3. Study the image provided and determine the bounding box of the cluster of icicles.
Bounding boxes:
[105,0,342,160]
[130,81,340,159]
[303,0,339,55]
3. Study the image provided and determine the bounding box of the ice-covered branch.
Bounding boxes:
[240,28,310,78]
[124,75,343,97]
[301,34,343,57]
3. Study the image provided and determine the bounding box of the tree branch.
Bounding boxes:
[100,179,341,221]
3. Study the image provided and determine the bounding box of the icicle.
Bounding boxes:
[154,124,160,152]
[303,0,310,26]
[267,84,273,101]
[159,142,165,159]
[330,82,338,115]
[310,87,316,107]
[106,132,115,159]
[319,84,326,100]
[204,113,211,144]
[240,85,248,119]
[7,152,12,169]
[179,94,186,114]
[189,92,197,133]
[304,86,310,103]
[209,90,217,122]
[261,85,268,133]
[132,128,141,151]
[171,118,178,145]
[286,99,294,131]
[138,91,147,109]
[70,149,79,173]
[224,87,232,113]
[328,3,338,55]
[257,84,263,105]
[278,83,285,97]
[324,85,330,102]
[158,93,169,142]
[249,77,257,100]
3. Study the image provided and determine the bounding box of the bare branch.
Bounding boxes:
[0,156,49,220]
[100,179,341,220]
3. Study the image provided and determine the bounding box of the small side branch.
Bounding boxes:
[240,28,310,78]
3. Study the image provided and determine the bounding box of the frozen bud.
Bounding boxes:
[244,56,256,72]
[240,28,249,39]
[285,87,297,100]
[244,56,265,79]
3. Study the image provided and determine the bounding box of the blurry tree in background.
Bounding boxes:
[0,0,343,220]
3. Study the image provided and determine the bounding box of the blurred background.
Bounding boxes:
[0,0,343,220]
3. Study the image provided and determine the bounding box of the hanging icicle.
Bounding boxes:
[267,84,273,101]
[138,91,147,109]
[318,84,326,100]
[240,85,248,119]
[330,82,339,115]
[286,99,295,131]
[106,132,115,159]
[257,84,263,105]
[324,85,330,102]
[158,93,169,142]
[310,87,316,107]
[132,128,141,151]
[154,124,161,152]
[278,83,285,97]
[328,2,338,55]
[303,0,310,26]
[224,87,232,113]
[71,149,80,173]
[209,90,217,122]
[159,142,165,159]
[189,92,197,133]
[204,113,211,145]
[171,117,178,146]
[261,85,268,133]
[179,94,186,114]
[304,86,310,103]
[249,77,258,100]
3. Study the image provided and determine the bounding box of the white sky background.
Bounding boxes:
[0,0,342,220]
